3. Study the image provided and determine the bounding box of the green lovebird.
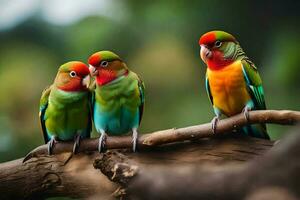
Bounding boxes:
[88,51,145,152]
[199,30,269,139]
[39,61,92,154]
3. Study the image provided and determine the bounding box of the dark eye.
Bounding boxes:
[215,40,222,47]
[69,71,77,77]
[100,60,108,67]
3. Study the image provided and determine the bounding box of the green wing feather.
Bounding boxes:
[86,89,94,138]
[137,76,145,125]
[88,77,96,125]
[241,59,266,110]
[241,59,269,139]
[39,85,52,143]
[205,73,213,106]
[205,74,223,117]
[89,88,95,118]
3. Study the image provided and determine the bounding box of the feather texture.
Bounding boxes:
[39,86,92,142]
[93,71,144,135]
[200,31,269,139]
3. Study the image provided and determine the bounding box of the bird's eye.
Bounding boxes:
[69,71,77,77]
[215,40,222,47]
[100,60,108,67]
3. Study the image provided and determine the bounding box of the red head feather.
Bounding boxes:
[199,31,217,45]
[56,61,90,91]
[88,51,125,86]
[88,53,101,67]
[70,62,90,77]
[199,31,238,70]
[199,30,237,46]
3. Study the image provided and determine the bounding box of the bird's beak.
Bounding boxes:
[200,45,212,63]
[89,65,99,76]
[82,75,91,88]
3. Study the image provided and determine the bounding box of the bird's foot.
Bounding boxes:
[98,132,107,153]
[211,116,220,134]
[72,134,81,154]
[243,106,251,122]
[47,137,57,155]
[132,128,138,152]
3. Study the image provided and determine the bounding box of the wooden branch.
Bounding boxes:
[0,136,273,199]
[2,109,298,199]
[94,126,300,200]
[0,152,117,200]
[23,110,300,162]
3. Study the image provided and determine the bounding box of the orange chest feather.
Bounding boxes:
[207,61,251,116]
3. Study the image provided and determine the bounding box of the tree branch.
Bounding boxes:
[23,109,300,162]
[0,136,273,199]
[0,152,117,200]
[94,126,300,200]
[2,109,298,199]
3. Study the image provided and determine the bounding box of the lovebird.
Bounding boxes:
[88,51,145,152]
[199,30,269,139]
[39,61,92,154]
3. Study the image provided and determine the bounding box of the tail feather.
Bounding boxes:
[242,124,270,140]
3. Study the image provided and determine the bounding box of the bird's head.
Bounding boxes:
[199,30,240,70]
[55,61,90,91]
[88,51,128,86]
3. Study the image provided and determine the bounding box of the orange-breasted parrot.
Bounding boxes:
[199,30,269,139]
[88,51,145,152]
[39,61,92,154]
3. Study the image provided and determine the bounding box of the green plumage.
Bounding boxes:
[241,60,266,109]
[39,61,92,143]
[93,71,144,135]
[40,86,92,142]
[241,59,269,139]
[88,50,144,152]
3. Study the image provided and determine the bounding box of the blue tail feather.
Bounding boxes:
[242,124,270,139]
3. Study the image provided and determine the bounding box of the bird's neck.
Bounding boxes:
[207,43,246,70]
[207,52,235,71]
[51,87,87,105]
[56,81,87,92]
[96,69,129,86]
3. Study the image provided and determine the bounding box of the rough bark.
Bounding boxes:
[94,127,300,200]
[0,152,116,200]
[0,136,273,199]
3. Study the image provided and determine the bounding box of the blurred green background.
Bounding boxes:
[0,0,299,163]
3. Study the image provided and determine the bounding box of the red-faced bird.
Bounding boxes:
[88,51,145,152]
[39,61,92,154]
[199,30,269,139]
